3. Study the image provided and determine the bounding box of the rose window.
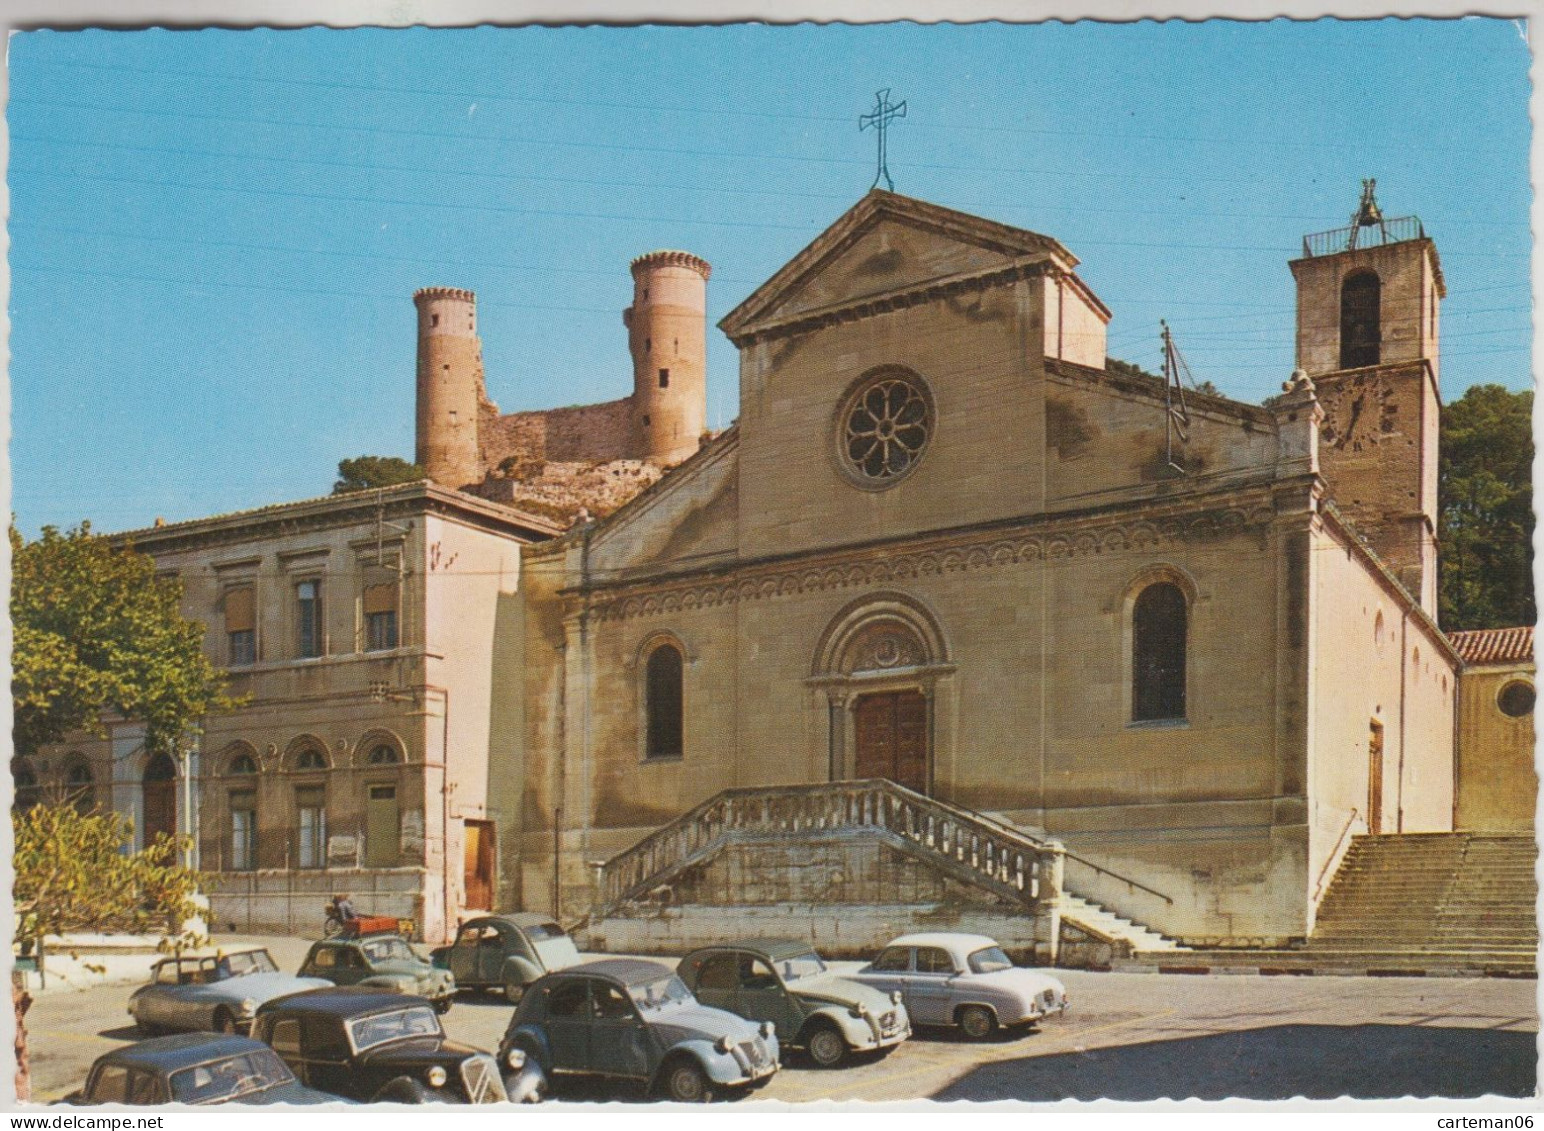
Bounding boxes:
[841,374,933,483]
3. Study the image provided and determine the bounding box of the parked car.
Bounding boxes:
[128,948,330,1037]
[676,939,910,1067]
[298,932,456,1013]
[429,913,581,1004]
[251,987,507,1104]
[848,933,1068,1039]
[499,958,780,1102]
[78,1032,336,1105]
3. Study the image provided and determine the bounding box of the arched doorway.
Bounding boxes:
[142,752,177,846]
[813,594,951,797]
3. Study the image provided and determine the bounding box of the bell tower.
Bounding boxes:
[1288,182,1445,613]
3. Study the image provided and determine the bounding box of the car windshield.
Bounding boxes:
[628,974,694,1012]
[776,952,827,982]
[524,922,566,942]
[360,937,416,963]
[224,951,279,977]
[967,946,1014,974]
[168,1048,294,1104]
[347,1006,443,1051]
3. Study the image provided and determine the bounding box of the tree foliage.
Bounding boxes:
[11,524,238,761]
[13,802,205,945]
[333,455,426,494]
[1439,384,1535,632]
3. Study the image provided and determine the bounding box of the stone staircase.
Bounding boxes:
[1304,833,1537,971]
[1060,892,1188,954]
[1115,833,1537,976]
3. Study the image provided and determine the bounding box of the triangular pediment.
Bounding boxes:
[720,191,1077,342]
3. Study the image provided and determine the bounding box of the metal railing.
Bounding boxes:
[1062,849,1175,906]
[1313,807,1362,902]
[595,778,1065,916]
[1301,216,1425,258]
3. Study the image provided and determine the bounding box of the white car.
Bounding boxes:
[848,933,1067,1039]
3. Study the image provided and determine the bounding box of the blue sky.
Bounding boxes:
[8,19,1531,535]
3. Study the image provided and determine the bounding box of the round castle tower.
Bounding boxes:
[625,250,711,466]
[414,287,484,490]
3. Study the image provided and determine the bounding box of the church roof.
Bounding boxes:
[719,190,1082,342]
[1448,626,1535,667]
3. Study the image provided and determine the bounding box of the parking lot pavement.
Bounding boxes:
[26,941,1537,1105]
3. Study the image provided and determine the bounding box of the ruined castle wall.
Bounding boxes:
[481,397,634,472]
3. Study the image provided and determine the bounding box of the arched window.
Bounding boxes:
[1340,271,1381,369]
[1132,582,1188,722]
[366,745,400,766]
[229,753,259,775]
[645,644,685,760]
[295,748,327,771]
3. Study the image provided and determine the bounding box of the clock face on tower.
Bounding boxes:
[1320,375,1396,453]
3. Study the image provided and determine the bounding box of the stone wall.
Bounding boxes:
[1455,664,1538,833]
[481,397,634,470]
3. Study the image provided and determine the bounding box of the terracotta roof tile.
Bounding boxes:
[1448,625,1535,666]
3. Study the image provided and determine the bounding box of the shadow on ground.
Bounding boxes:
[932,1023,1536,1101]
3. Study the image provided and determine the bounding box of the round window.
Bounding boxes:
[1497,680,1535,718]
[837,371,934,486]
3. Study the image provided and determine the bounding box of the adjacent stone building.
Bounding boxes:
[1451,626,1537,833]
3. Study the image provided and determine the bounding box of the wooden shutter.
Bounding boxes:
[225,586,255,633]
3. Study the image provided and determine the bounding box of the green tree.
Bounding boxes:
[13,802,205,950]
[333,455,426,494]
[1439,384,1535,632]
[11,523,238,761]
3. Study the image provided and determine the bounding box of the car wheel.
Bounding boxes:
[373,1076,433,1104]
[212,1009,239,1036]
[957,1005,996,1040]
[504,1063,548,1104]
[805,1024,847,1068]
[664,1059,714,1103]
[504,979,526,1006]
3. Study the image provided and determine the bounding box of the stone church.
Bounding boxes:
[26,186,1532,965]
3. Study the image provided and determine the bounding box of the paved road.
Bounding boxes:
[26,934,1538,1104]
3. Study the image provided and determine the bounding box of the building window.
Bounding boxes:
[363,582,399,652]
[296,786,326,869]
[838,369,934,486]
[229,752,259,776]
[1498,680,1536,719]
[1340,270,1381,369]
[645,644,685,760]
[295,748,327,771]
[1132,582,1187,722]
[12,762,39,811]
[65,760,94,814]
[659,368,670,388]
[230,792,256,871]
[225,585,256,666]
[296,580,324,659]
[366,745,400,766]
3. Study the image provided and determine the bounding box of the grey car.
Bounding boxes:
[499,959,780,1103]
[299,933,456,1012]
[429,913,581,1004]
[127,948,330,1037]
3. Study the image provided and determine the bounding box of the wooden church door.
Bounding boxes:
[854,691,928,794]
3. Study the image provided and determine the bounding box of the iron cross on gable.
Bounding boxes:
[860,88,907,192]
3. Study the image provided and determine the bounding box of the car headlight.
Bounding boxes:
[714,1035,732,1054]
[239,999,258,1017]
[759,1021,774,1039]
[849,1003,870,1019]
[426,1066,447,1088]
[890,990,902,1005]
[506,1048,527,1071]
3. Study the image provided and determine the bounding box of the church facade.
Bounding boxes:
[513,190,1460,946]
[26,187,1528,953]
